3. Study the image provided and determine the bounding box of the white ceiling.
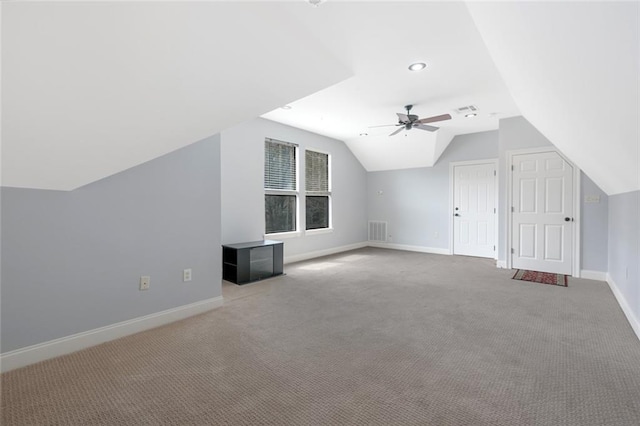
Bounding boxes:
[467,1,639,195]
[261,1,520,171]
[2,1,638,195]
[1,2,351,190]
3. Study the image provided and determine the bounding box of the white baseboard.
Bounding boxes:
[284,242,368,264]
[496,260,507,269]
[580,270,607,281]
[1,296,224,373]
[367,242,451,256]
[606,273,640,341]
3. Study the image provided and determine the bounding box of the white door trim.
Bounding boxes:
[506,147,581,277]
[449,158,499,259]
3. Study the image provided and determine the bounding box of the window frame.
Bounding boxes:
[264,138,300,238]
[304,148,332,233]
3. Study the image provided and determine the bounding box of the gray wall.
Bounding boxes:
[0,114,620,354]
[608,190,639,323]
[367,117,609,274]
[581,173,609,272]
[367,130,499,249]
[1,136,222,353]
[221,118,367,259]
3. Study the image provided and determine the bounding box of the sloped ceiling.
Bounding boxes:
[2,1,637,196]
[1,2,351,190]
[467,1,639,195]
[261,1,520,172]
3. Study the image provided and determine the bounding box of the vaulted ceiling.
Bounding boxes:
[1,2,351,190]
[467,1,639,195]
[260,2,520,171]
[2,1,638,195]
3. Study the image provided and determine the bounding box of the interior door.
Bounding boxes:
[453,162,496,258]
[511,151,573,274]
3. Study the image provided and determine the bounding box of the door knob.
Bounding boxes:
[454,213,460,217]
[564,217,571,222]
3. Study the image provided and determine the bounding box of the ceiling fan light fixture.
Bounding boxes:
[465,113,477,118]
[359,133,368,137]
[281,105,292,110]
[408,62,427,71]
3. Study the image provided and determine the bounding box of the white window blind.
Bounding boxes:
[305,150,330,230]
[265,139,297,190]
[305,150,329,193]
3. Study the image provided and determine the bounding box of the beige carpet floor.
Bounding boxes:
[2,247,640,425]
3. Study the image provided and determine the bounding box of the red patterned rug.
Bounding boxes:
[512,269,568,287]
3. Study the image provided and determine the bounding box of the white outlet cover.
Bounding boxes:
[140,276,150,290]
[183,269,192,282]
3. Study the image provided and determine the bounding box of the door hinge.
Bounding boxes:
[511,248,515,254]
[493,208,496,213]
[493,170,496,176]
[511,206,514,212]
[493,245,496,251]
[511,165,514,171]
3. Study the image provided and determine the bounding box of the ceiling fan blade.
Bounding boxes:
[396,113,409,123]
[389,127,405,137]
[368,124,401,128]
[417,113,452,124]
[415,124,439,132]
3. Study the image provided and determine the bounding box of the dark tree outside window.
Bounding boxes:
[306,196,329,229]
[265,195,297,233]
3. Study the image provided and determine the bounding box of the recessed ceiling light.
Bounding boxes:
[281,105,292,110]
[408,62,427,71]
[465,113,477,118]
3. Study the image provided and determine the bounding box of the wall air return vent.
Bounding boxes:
[368,221,388,242]
[454,105,478,115]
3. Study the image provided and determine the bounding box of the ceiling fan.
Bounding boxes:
[371,105,452,136]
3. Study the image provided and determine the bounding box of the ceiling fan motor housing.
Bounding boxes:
[377,104,451,136]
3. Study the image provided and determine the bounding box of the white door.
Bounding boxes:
[511,151,573,274]
[453,162,496,258]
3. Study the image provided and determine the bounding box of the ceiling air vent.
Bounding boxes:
[454,105,478,115]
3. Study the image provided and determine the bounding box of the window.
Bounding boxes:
[265,139,298,234]
[305,150,330,230]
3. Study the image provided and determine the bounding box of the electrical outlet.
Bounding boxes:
[140,276,150,291]
[183,268,192,282]
[434,231,439,239]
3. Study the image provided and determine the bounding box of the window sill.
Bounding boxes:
[264,231,301,240]
[305,228,333,236]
